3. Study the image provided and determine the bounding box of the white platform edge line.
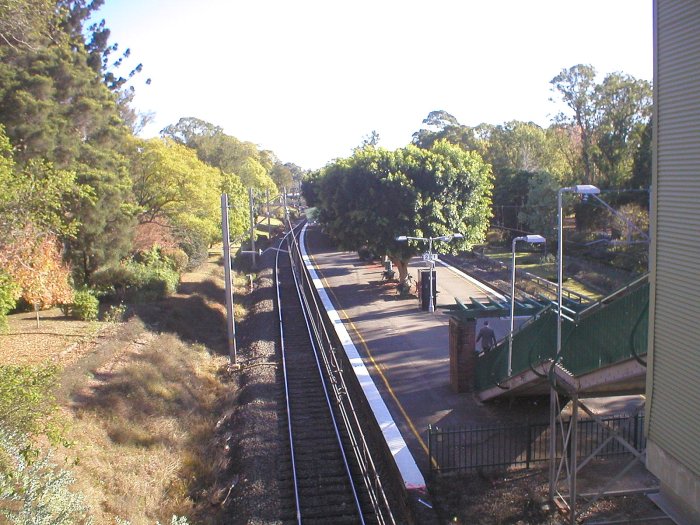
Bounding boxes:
[436,258,507,301]
[299,226,426,491]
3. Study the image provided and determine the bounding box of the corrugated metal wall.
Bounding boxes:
[649,0,700,478]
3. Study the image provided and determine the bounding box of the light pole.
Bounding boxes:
[556,185,599,361]
[549,184,599,502]
[509,234,546,376]
[395,233,463,313]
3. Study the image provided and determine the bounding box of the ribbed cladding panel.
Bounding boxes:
[650,0,700,478]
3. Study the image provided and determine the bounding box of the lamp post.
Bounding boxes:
[509,234,546,376]
[396,233,463,313]
[549,184,599,502]
[556,185,599,361]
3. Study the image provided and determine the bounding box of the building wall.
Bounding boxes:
[647,0,700,519]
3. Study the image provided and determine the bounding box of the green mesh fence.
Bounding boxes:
[475,283,649,392]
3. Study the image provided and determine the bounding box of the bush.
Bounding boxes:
[0,365,61,440]
[132,264,179,301]
[0,272,20,333]
[91,260,180,303]
[71,290,99,321]
[180,235,208,270]
[0,428,90,524]
[162,248,189,272]
[102,302,127,323]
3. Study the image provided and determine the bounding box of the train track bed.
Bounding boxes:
[275,223,400,524]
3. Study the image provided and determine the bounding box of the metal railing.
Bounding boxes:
[474,282,650,391]
[428,413,645,476]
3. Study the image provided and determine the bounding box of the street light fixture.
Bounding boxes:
[508,234,546,376]
[395,233,464,313]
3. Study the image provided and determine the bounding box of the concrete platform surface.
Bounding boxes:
[302,225,550,477]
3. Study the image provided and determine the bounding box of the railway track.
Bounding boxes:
[274,221,396,525]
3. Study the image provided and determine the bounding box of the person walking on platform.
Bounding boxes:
[476,321,497,352]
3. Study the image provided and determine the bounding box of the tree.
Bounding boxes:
[593,72,652,188]
[628,118,652,204]
[550,65,652,190]
[270,163,293,190]
[162,117,279,191]
[550,64,598,185]
[129,137,223,248]
[0,16,137,284]
[315,141,493,283]
[0,226,74,326]
[517,171,561,239]
[412,110,485,152]
[0,0,55,49]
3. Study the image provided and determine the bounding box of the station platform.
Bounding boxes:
[300,225,551,494]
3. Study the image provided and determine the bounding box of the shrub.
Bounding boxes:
[91,261,179,303]
[162,248,189,272]
[71,290,99,321]
[0,365,61,440]
[180,235,208,270]
[0,428,90,524]
[103,302,127,323]
[0,272,20,332]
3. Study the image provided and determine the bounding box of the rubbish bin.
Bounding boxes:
[419,269,437,310]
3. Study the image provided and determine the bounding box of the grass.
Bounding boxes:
[62,334,231,523]
[483,250,615,300]
[1,254,244,523]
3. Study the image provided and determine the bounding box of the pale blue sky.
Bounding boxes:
[95,0,653,170]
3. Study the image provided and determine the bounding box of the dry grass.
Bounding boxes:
[0,309,110,367]
[62,334,231,524]
[1,255,244,523]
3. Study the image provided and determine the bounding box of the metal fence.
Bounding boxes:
[428,413,645,476]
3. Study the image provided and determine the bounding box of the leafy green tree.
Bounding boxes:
[0,12,136,284]
[0,0,55,49]
[162,117,278,191]
[628,118,652,204]
[550,64,598,185]
[129,138,222,249]
[517,171,561,239]
[593,72,652,187]
[551,65,652,189]
[412,110,485,153]
[316,141,492,282]
[301,169,323,208]
[270,162,293,189]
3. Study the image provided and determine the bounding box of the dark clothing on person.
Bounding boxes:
[476,324,497,351]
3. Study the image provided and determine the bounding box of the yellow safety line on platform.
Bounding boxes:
[308,254,437,469]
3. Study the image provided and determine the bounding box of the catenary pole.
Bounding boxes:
[221,193,237,364]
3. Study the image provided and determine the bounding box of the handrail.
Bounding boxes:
[575,274,649,320]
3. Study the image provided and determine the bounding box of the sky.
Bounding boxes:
[94,0,653,170]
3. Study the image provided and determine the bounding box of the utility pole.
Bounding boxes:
[266,188,270,234]
[248,188,256,268]
[220,193,237,364]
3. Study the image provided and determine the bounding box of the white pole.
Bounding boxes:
[221,193,237,364]
[509,238,517,376]
[557,189,564,363]
[248,188,256,268]
[428,237,435,313]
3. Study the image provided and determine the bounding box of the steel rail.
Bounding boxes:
[275,221,366,524]
[286,221,396,525]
